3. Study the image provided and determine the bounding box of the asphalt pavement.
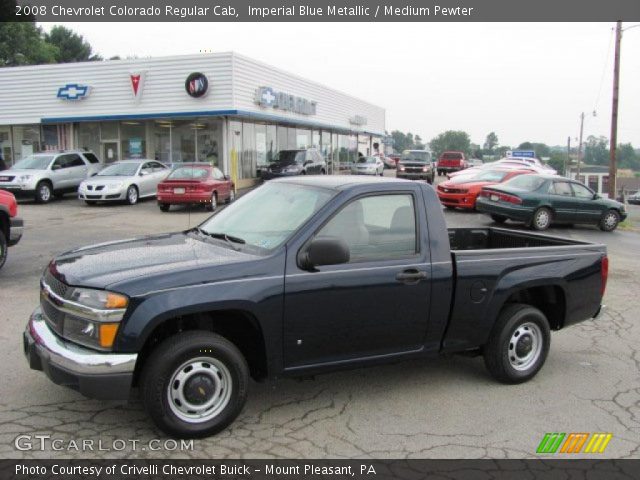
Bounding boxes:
[1,175,639,459]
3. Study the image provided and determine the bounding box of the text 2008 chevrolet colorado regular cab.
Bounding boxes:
[24,177,607,438]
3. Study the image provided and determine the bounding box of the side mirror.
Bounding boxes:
[224,174,230,180]
[593,193,600,200]
[300,237,350,270]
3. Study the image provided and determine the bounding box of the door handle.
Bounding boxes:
[396,269,427,283]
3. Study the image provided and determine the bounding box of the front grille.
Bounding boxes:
[44,270,69,298]
[0,175,15,182]
[406,168,425,173]
[86,195,101,199]
[87,185,94,191]
[41,298,65,335]
[95,185,105,191]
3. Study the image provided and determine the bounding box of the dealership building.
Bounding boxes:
[0,52,386,188]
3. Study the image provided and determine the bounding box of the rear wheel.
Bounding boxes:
[491,214,507,224]
[0,229,7,270]
[227,190,235,204]
[531,207,552,231]
[35,181,52,204]
[484,304,550,383]
[159,203,170,212]
[600,209,620,232]
[126,185,138,205]
[140,331,249,438]
[206,192,218,212]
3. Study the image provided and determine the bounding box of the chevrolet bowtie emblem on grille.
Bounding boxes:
[57,83,91,100]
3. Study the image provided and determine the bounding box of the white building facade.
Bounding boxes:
[0,52,385,187]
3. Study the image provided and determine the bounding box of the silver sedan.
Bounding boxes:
[351,156,385,176]
[78,160,170,205]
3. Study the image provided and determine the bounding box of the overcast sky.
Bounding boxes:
[41,22,640,148]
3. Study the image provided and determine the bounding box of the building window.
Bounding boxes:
[120,121,146,159]
[152,120,172,163]
[12,125,41,162]
[100,122,119,141]
[0,126,13,165]
[266,124,277,163]
[296,128,311,149]
[277,125,288,152]
[195,119,222,166]
[171,120,196,163]
[76,122,101,158]
[241,122,256,179]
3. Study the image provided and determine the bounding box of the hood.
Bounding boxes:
[50,231,258,292]
[83,176,133,185]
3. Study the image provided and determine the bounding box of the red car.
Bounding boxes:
[437,169,531,210]
[0,189,23,270]
[436,151,468,176]
[157,164,235,212]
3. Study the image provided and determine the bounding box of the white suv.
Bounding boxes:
[0,151,103,203]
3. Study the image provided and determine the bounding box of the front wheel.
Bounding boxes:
[0,229,7,270]
[227,190,235,204]
[600,209,620,232]
[140,331,249,438]
[126,185,138,205]
[35,181,52,204]
[484,304,550,384]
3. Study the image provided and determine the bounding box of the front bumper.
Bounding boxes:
[437,193,476,209]
[9,216,23,246]
[397,172,432,180]
[157,191,211,204]
[0,184,36,197]
[79,190,126,202]
[23,307,137,400]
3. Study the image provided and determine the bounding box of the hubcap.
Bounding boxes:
[40,185,51,201]
[128,188,137,203]
[605,213,617,229]
[508,322,543,371]
[536,210,550,228]
[167,357,232,423]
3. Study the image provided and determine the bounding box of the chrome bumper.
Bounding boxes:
[24,307,137,399]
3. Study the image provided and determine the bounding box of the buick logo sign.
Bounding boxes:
[185,72,208,98]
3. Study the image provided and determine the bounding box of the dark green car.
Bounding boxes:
[476,174,627,231]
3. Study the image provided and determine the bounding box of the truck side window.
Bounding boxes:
[316,194,417,263]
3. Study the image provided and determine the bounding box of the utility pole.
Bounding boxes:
[608,21,622,199]
[566,136,571,177]
[576,112,585,179]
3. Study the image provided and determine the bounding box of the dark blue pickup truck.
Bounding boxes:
[24,176,608,438]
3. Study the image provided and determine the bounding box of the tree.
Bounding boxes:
[583,136,609,165]
[391,130,425,153]
[483,132,499,152]
[548,151,567,176]
[617,143,639,170]
[429,131,471,159]
[0,22,58,66]
[44,25,102,63]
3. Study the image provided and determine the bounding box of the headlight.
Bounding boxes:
[19,175,32,182]
[62,288,129,350]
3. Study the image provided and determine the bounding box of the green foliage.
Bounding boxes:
[548,151,567,176]
[483,132,499,153]
[44,25,102,63]
[391,131,425,153]
[583,135,609,165]
[0,22,58,66]
[617,143,639,170]
[429,131,471,159]
[517,142,550,159]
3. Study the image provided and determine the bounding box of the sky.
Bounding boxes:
[41,22,640,148]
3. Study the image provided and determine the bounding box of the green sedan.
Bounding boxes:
[476,174,627,232]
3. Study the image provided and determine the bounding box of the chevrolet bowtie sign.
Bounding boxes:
[57,83,91,100]
[255,86,317,115]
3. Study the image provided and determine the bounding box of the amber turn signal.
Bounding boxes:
[99,323,120,348]
[105,292,128,309]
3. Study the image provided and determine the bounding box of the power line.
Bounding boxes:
[593,26,615,113]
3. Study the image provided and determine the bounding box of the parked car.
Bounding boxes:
[0,151,102,203]
[447,159,540,179]
[25,176,607,437]
[437,151,468,175]
[378,155,397,169]
[396,149,435,183]
[477,174,627,231]
[351,156,384,176]
[627,191,640,205]
[437,169,531,210]
[79,160,170,206]
[157,163,234,212]
[261,149,327,179]
[0,189,23,270]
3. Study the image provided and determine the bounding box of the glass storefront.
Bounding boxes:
[0,126,13,165]
[120,121,146,159]
[12,125,41,162]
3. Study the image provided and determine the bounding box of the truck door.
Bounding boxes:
[283,191,432,368]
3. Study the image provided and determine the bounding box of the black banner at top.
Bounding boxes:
[6,0,640,22]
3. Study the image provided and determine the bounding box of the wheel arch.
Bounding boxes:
[498,283,567,331]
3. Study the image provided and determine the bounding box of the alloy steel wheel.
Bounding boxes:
[39,184,51,202]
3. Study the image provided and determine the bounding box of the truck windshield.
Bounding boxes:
[198,182,334,253]
[12,155,55,170]
[401,151,431,162]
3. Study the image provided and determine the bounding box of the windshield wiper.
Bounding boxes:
[196,229,246,250]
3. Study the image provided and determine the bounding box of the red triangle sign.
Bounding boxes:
[130,74,141,96]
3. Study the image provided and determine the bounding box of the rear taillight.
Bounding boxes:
[480,190,522,205]
[601,255,609,296]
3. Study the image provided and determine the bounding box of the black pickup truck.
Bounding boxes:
[24,176,607,438]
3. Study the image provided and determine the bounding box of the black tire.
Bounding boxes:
[531,207,552,231]
[320,169,326,175]
[35,181,53,204]
[0,228,7,271]
[206,192,218,212]
[140,331,249,438]
[599,209,620,232]
[491,214,507,224]
[158,203,170,212]
[85,200,97,206]
[126,185,138,205]
[445,205,456,210]
[484,304,551,384]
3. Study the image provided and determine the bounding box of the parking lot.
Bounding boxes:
[1,175,640,459]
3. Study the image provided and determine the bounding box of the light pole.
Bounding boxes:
[609,22,640,199]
